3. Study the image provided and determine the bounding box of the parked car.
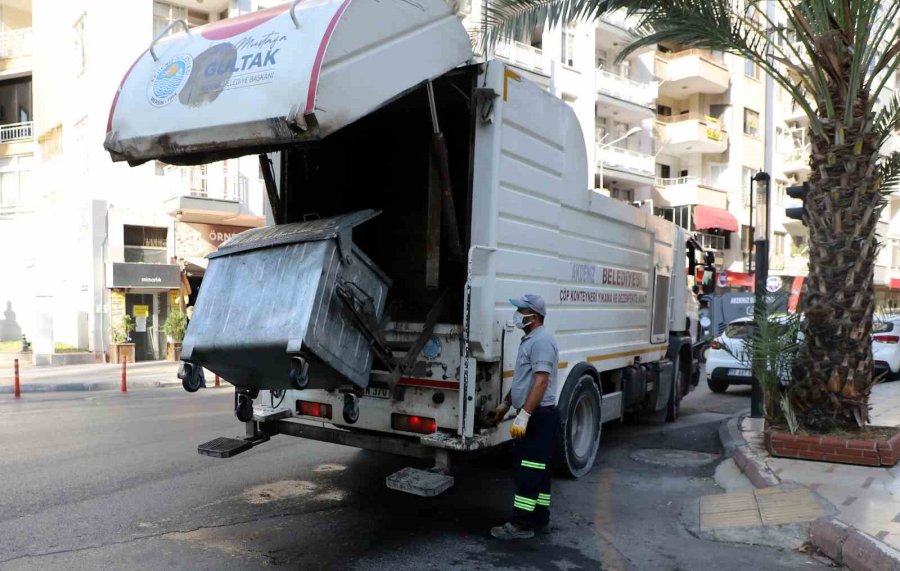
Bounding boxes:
[873,317,900,380]
[705,317,756,393]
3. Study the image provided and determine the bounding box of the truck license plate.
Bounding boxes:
[729,369,752,377]
[365,385,391,399]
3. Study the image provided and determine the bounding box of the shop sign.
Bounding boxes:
[110,263,181,289]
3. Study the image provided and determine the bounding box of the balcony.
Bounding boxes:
[656,49,729,98]
[162,163,263,227]
[653,176,728,209]
[596,68,655,108]
[598,11,638,35]
[0,28,32,74]
[656,114,728,155]
[0,121,33,144]
[783,145,811,175]
[596,145,655,178]
[494,41,547,75]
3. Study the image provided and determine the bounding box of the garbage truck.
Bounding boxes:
[105,0,702,494]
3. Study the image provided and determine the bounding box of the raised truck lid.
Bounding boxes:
[104,0,473,165]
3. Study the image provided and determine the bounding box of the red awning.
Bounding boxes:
[891,278,900,290]
[694,205,739,232]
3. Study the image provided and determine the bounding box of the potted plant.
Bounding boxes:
[110,315,135,364]
[163,308,187,361]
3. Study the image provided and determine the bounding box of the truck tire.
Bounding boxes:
[707,377,729,394]
[556,373,601,478]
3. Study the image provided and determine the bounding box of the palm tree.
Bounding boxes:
[483,0,900,431]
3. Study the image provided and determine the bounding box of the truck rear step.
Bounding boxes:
[386,467,454,497]
[198,434,270,458]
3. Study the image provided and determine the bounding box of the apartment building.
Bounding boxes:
[0,0,276,362]
[464,7,900,303]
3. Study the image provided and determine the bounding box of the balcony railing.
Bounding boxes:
[0,122,33,144]
[0,28,32,60]
[494,41,546,74]
[160,162,248,204]
[596,68,655,106]
[657,48,726,67]
[597,145,655,175]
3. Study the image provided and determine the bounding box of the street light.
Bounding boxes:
[750,170,771,420]
[597,126,643,193]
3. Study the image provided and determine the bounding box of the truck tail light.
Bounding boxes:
[297,400,332,419]
[710,340,722,350]
[391,413,437,435]
[874,335,900,344]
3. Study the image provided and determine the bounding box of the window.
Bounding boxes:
[0,78,32,130]
[658,164,671,179]
[73,13,87,75]
[775,180,786,205]
[741,224,753,253]
[124,225,168,264]
[709,164,727,187]
[744,57,758,79]
[561,25,575,67]
[596,49,608,69]
[610,188,634,202]
[0,154,33,215]
[154,2,209,36]
[774,232,786,256]
[742,166,756,205]
[596,116,608,141]
[743,108,759,137]
[657,104,673,117]
[708,104,728,123]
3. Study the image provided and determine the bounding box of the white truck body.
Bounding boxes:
[106,0,698,482]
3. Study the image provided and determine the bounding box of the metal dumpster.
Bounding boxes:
[181,210,390,391]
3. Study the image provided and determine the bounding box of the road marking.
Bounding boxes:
[594,467,627,571]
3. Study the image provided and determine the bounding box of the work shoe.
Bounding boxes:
[490,522,534,540]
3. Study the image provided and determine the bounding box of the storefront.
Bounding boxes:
[107,262,181,361]
[174,222,252,306]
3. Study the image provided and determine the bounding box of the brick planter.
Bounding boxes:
[766,428,900,467]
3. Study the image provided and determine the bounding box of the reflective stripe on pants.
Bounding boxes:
[511,405,560,530]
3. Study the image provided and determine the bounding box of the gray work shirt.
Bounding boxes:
[510,326,559,409]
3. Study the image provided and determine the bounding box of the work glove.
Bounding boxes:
[485,403,510,427]
[510,409,531,439]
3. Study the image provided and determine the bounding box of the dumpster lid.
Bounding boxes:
[210,209,380,259]
[104,0,473,165]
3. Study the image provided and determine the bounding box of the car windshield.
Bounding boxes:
[724,322,756,340]
[873,321,894,334]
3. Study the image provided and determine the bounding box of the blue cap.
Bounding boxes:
[509,294,546,317]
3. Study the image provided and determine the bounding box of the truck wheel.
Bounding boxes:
[557,374,601,478]
[707,377,729,394]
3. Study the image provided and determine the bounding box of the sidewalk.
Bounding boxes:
[0,360,218,393]
[730,382,900,569]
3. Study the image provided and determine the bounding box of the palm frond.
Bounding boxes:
[878,151,900,196]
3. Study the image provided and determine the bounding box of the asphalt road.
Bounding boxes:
[0,381,828,570]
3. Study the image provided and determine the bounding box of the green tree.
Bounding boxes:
[483,0,900,431]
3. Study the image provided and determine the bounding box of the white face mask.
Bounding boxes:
[513,312,535,330]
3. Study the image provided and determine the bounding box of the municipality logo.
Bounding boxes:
[147,55,193,107]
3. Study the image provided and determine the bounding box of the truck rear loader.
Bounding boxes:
[105,0,703,495]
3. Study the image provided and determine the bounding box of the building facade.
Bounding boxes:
[0,0,277,362]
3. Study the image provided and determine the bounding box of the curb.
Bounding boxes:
[0,380,232,394]
[718,416,900,571]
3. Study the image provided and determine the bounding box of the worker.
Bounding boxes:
[487,294,559,540]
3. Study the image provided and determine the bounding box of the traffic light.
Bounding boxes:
[785,182,810,225]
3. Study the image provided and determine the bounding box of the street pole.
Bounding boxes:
[751,172,771,420]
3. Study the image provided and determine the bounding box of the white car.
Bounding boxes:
[873,317,900,380]
[705,318,756,393]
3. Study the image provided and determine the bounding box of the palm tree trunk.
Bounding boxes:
[793,84,880,431]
